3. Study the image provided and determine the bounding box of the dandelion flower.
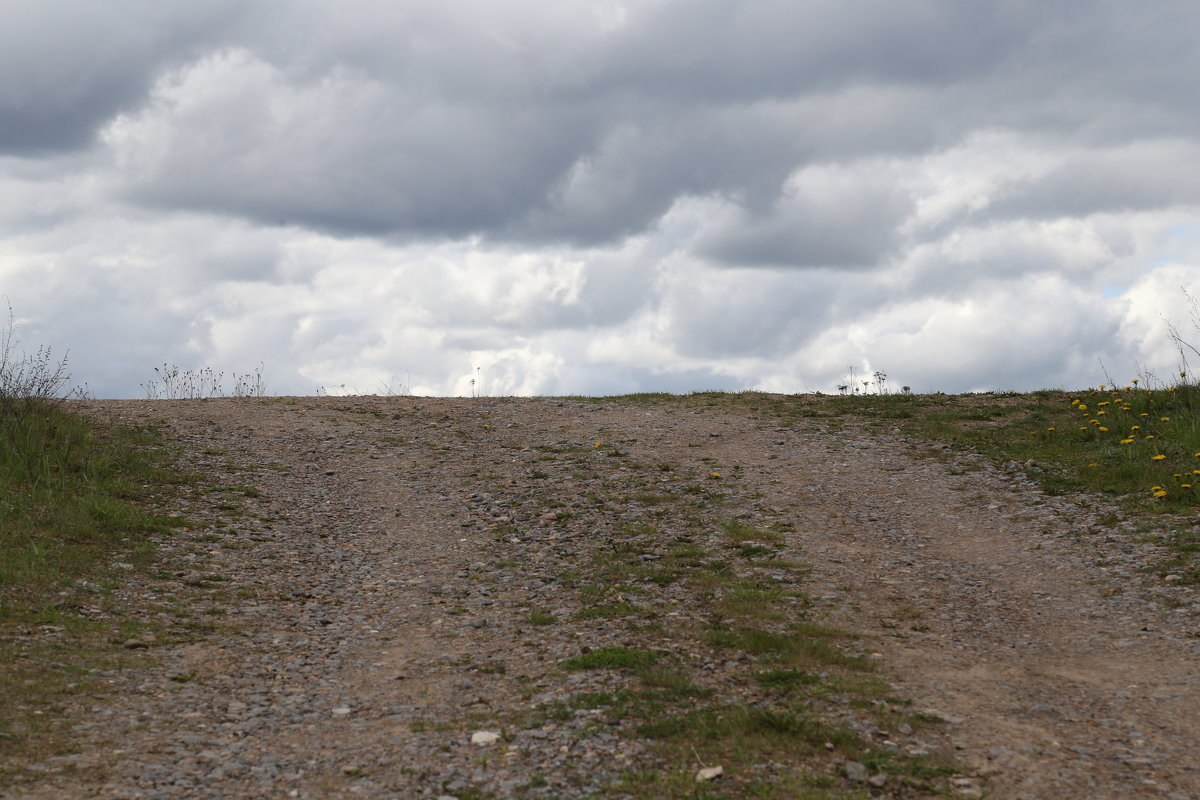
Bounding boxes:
[1131,378,1139,385]
[1153,490,1168,498]
[595,442,602,447]
[1152,454,1166,461]
[1098,401,1110,406]
[710,472,721,478]
[1131,425,1141,430]
[1078,404,1088,411]
[1140,413,1149,417]
[1182,484,1193,489]
[1099,384,1106,390]
[1098,426,1109,432]
[1120,438,1134,444]
[1045,427,1055,432]
[1161,417,1170,422]
[1146,435,1155,439]
[1181,371,1187,378]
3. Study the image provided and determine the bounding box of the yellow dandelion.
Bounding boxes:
[1131,378,1139,385]
[1071,398,1080,405]
[1161,417,1170,422]
[710,472,721,479]
[1153,490,1168,498]
[1182,484,1193,489]
[1098,401,1110,406]
[1078,404,1088,411]
[1152,454,1166,460]
[1181,371,1187,378]
[1045,427,1055,432]
[1098,426,1109,432]
[1079,426,1088,431]
[1131,425,1141,430]
[1120,438,1134,444]
[1121,406,1131,411]
[1146,435,1156,439]
[1098,410,1106,416]
[1140,413,1149,417]
[1099,384,1106,390]
[595,442,602,447]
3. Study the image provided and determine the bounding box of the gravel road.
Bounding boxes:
[6,396,1199,799]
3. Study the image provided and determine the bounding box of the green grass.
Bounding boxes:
[0,397,187,769]
[561,645,661,671]
[0,399,181,611]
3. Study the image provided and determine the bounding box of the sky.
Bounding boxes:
[2,1,1199,398]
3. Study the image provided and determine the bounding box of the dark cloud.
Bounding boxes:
[0,2,242,154]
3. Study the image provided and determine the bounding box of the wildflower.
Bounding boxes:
[1078,426,1088,431]
[1098,426,1109,432]
[710,472,721,479]
[1140,413,1149,417]
[1121,406,1131,411]
[1152,454,1166,461]
[1078,404,1088,411]
[1183,484,1193,489]
[1098,410,1106,416]
[1098,401,1110,406]
[1161,417,1170,422]
[1132,378,1139,385]
[1045,427,1055,432]
[1099,384,1106,390]
[1181,371,1187,378]
[1131,425,1141,430]
[1071,398,1080,405]
[595,442,602,447]
[1153,490,1168,498]
[1120,438,1134,444]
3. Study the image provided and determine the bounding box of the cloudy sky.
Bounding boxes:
[2,1,1198,398]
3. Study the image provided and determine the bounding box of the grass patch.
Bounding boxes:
[0,397,188,772]
[561,645,661,671]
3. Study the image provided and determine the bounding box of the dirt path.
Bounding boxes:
[6,396,1199,799]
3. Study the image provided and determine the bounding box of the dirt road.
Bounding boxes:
[7,396,1199,799]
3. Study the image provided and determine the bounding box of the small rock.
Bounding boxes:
[472,618,488,628]
[844,761,868,782]
[332,706,352,717]
[122,639,149,649]
[867,774,888,788]
[695,766,723,782]
[471,730,501,746]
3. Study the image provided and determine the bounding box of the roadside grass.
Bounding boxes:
[0,397,188,771]
[740,379,1200,582]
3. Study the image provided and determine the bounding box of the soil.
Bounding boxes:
[5,395,1199,799]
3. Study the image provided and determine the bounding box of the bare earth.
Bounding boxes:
[6,396,1200,799]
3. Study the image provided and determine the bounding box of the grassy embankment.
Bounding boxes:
[0,391,186,772]
[751,377,1200,581]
